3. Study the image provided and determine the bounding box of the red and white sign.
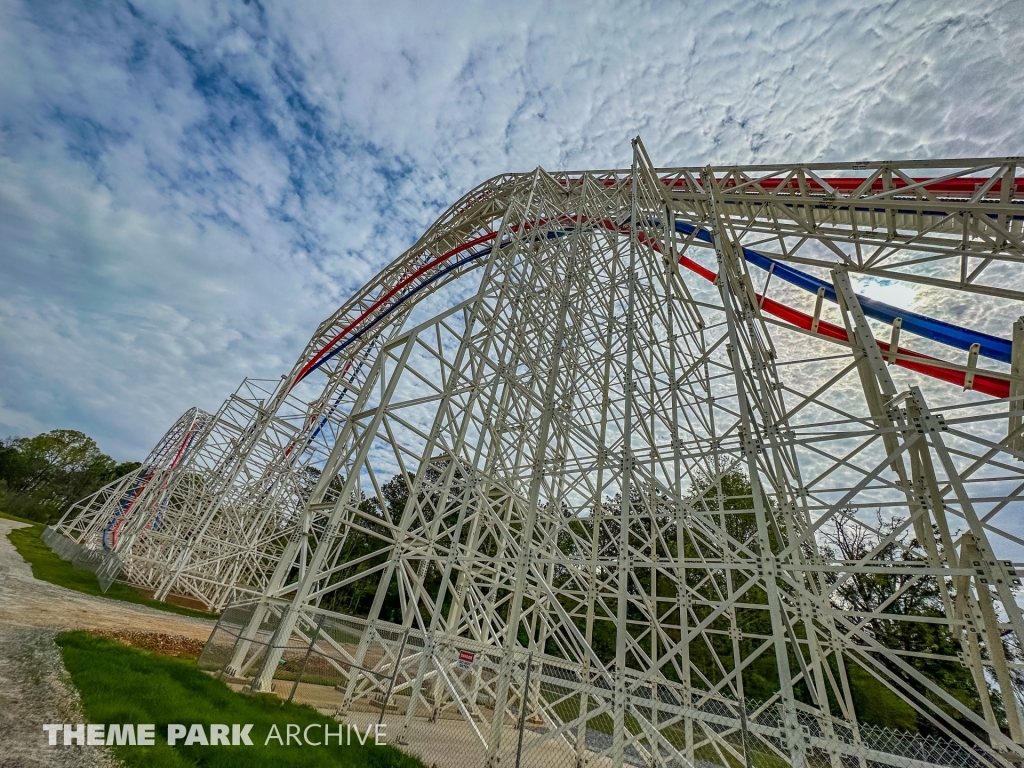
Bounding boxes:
[457,650,475,669]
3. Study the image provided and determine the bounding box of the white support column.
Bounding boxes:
[485,187,587,768]
[249,333,420,692]
[1010,318,1024,453]
[702,166,806,768]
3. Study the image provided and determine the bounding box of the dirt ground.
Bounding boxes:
[0,625,121,768]
[0,520,614,768]
[0,520,215,640]
[0,519,216,766]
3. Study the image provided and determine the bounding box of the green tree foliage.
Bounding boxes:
[315,469,421,622]
[0,430,140,523]
[316,461,480,626]
[827,517,1004,737]
[550,471,924,730]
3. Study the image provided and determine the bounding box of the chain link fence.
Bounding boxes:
[198,600,1007,768]
[42,525,125,590]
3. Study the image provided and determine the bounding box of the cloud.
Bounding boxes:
[1,0,1022,459]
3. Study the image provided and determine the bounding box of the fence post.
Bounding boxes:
[288,614,326,702]
[515,652,534,768]
[380,628,411,725]
[740,696,753,768]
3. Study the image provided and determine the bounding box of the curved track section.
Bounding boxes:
[293,218,1012,396]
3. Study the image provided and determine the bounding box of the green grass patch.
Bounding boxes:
[0,508,44,525]
[4,519,217,621]
[537,687,789,768]
[57,632,423,768]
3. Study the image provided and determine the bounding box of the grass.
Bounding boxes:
[2,511,217,621]
[0,508,42,525]
[538,686,791,768]
[58,632,424,768]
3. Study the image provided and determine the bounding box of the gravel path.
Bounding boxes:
[0,519,216,766]
[0,520,214,639]
[0,625,119,768]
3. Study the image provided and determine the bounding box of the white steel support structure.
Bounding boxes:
[45,406,214,590]
[188,143,1024,766]
[45,377,320,608]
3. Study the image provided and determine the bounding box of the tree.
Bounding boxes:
[826,514,1000,736]
[0,430,139,523]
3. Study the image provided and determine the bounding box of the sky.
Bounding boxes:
[1,0,1023,461]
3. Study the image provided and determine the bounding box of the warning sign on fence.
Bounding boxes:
[457,650,475,669]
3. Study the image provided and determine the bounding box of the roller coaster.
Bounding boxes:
[51,140,1024,767]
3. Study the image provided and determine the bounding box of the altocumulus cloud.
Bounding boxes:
[0,0,1022,459]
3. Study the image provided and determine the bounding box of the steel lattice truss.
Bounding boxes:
[49,375,340,605]
[46,406,214,588]
[53,141,1024,766]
